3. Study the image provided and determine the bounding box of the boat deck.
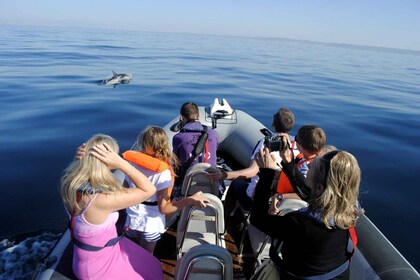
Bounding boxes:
[156,208,256,279]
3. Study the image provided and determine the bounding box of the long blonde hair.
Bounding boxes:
[310,151,363,229]
[60,134,123,213]
[137,126,179,171]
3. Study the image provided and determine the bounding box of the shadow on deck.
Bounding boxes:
[155,209,256,280]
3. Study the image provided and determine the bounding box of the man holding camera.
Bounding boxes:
[208,108,297,214]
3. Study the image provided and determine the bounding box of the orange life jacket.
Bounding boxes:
[276,153,315,194]
[122,150,175,198]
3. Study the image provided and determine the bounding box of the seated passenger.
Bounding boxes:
[208,108,297,213]
[269,125,326,214]
[172,102,220,199]
[251,145,363,279]
[61,134,163,280]
[123,126,209,254]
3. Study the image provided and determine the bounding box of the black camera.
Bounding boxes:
[264,135,283,152]
[260,128,283,152]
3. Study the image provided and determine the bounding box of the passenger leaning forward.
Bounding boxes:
[172,102,220,199]
[250,140,363,280]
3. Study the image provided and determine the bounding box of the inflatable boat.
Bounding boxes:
[34,98,420,280]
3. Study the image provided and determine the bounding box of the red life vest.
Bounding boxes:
[276,153,315,194]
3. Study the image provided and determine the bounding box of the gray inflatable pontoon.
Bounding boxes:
[35,98,420,280]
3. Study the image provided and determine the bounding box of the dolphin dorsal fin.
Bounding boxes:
[112,71,118,76]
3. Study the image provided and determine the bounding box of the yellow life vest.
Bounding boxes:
[122,150,175,198]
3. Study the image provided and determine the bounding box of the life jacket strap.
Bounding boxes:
[142,201,158,206]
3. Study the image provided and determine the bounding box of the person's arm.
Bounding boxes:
[280,161,310,200]
[207,139,264,180]
[269,192,302,215]
[228,160,259,180]
[207,159,259,180]
[279,136,311,201]
[157,190,209,214]
[90,143,156,212]
[249,148,287,240]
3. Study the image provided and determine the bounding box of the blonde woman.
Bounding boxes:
[250,146,363,280]
[61,134,163,280]
[122,126,208,254]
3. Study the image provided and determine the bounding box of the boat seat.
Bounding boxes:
[176,193,225,259]
[225,197,271,265]
[168,163,222,227]
[247,198,308,267]
[174,244,233,280]
[181,163,222,198]
[274,198,308,217]
[247,223,272,267]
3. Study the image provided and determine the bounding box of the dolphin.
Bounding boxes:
[102,71,133,87]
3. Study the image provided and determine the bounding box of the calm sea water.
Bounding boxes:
[0,25,419,279]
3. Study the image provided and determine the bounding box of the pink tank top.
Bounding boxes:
[72,194,163,280]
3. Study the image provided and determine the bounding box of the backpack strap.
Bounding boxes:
[175,125,209,187]
[184,125,208,165]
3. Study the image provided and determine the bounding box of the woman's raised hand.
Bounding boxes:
[279,134,293,163]
[91,143,125,170]
[74,143,86,160]
[255,147,278,170]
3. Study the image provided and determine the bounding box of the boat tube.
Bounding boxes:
[34,98,420,280]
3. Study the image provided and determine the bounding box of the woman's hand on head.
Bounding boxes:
[255,147,278,170]
[75,143,86,160]
[91,143,124,170]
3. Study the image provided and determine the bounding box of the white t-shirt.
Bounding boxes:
[125,164,172,234]
[246,138,300,198]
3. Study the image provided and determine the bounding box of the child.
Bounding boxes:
[270,125,326,214]
[123,126,209,253]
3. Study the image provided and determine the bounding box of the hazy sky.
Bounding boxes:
[1,0,419,51]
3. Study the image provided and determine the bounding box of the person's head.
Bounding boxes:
[272,108,294,133]
[138,126,179,168]
[295,125,326,155]
[61,134,122,212]
[180,102,199,123]
[306,150,363,229]
[320,144,337,155]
